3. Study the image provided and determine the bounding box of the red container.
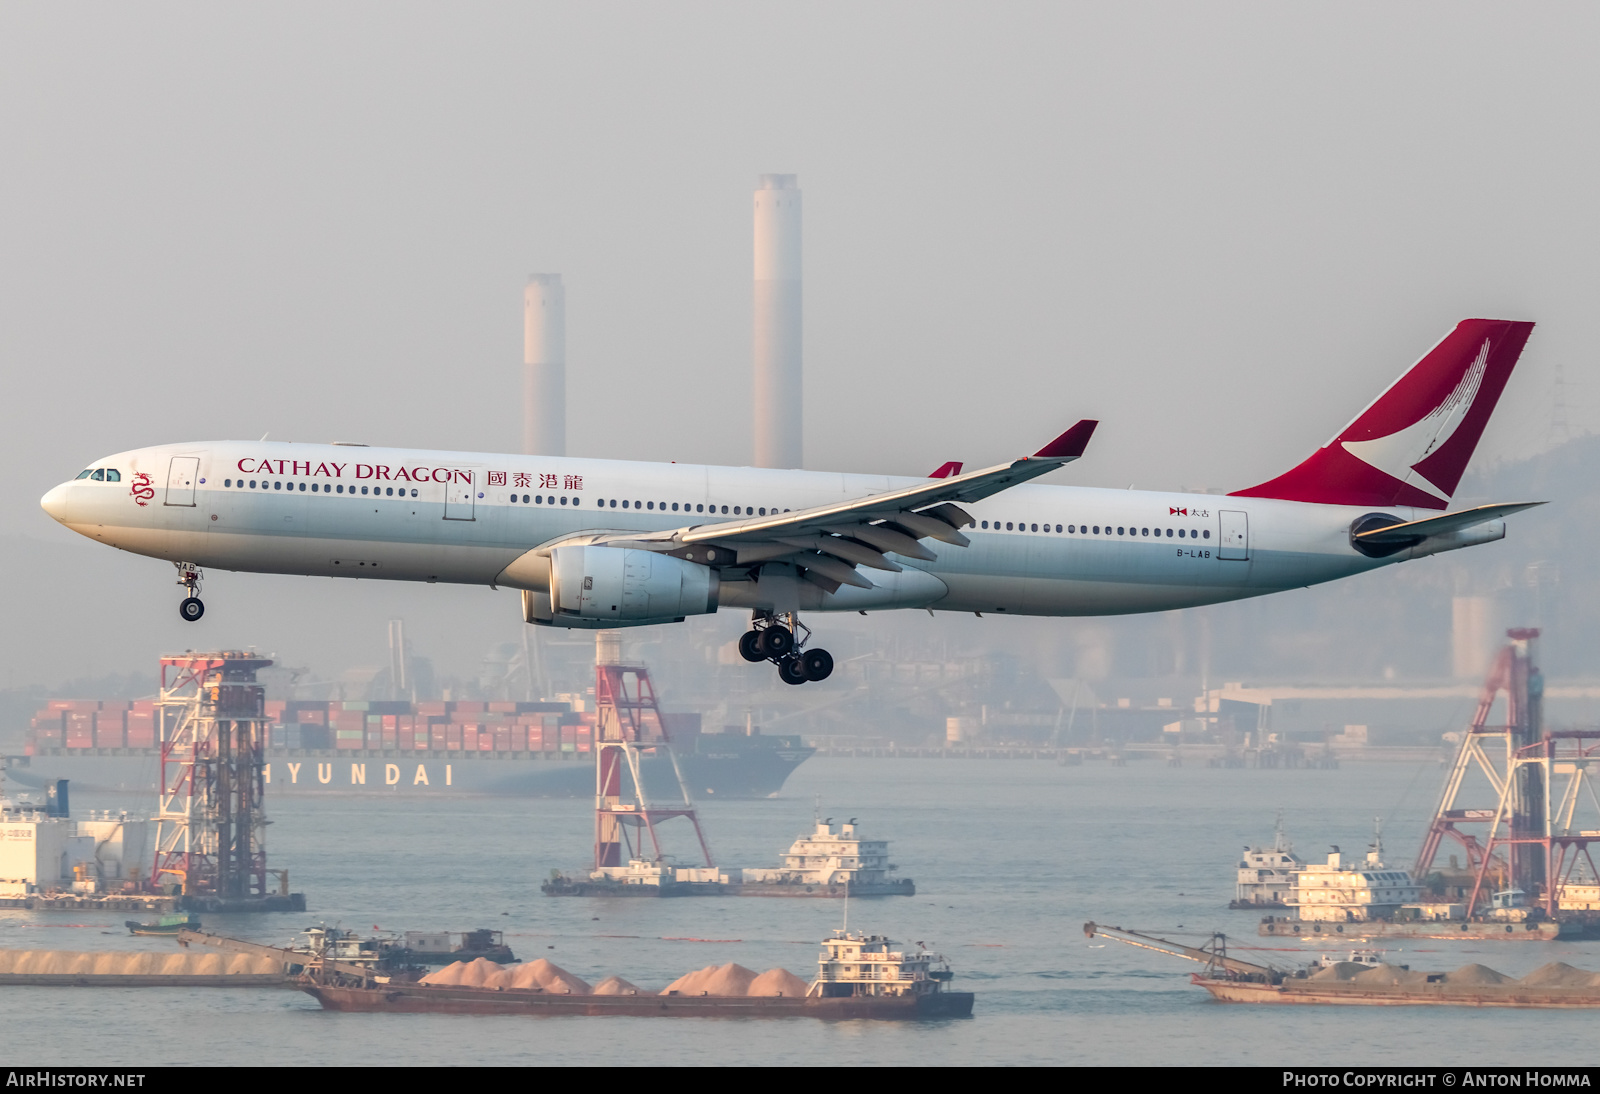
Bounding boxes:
[527,727,543,750]
[65,734,93,749]
[445,725,462,750]
[336,737,361,750]
[488,701,516,714]
[265,700,287,718]
[365,729,383,750]
[381,714,397,729]
[100,700,131,712]
[126,728,155,749]
[510,726,527,751]
[411,729,429,750]
[32,711,64,732]
[297,709,328,725]
[493,727,511,751]
[382,728,397,749]
[131,699,156,714]
[462,726,478,751]
[430,725,448,750]
[416,701,447,716]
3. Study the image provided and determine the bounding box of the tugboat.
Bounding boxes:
[125,913,201,936]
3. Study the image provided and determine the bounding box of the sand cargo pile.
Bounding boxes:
[0,948,288,986]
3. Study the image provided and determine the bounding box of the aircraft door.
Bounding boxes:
[444,467,478,521]
[1218,510,1249,560]
[164,456,199,507]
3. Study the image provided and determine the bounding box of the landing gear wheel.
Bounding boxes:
[777,656,808,686]
[801,648,834,682]
[738,630,765,663]
[179,597,205,622]
[758,625,794,658]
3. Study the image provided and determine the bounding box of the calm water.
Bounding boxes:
[3,758,1595,1066]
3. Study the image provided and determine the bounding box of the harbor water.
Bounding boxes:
[3,758,1596,1066]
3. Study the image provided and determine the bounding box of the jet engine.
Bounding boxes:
[542,545,719,628]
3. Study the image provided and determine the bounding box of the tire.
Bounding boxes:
[777,656,808,685]
[179,597,205,622]
[801,648,834,682]
[758,625,794,658]
[738,630,764,663]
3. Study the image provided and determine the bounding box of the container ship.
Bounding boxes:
[10,698,813,800]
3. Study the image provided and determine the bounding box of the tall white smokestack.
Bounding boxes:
[753,174,802,469]
[523,273,566,456]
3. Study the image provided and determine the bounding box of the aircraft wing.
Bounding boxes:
[1353,501,1545,545]
[590,420,1097,592]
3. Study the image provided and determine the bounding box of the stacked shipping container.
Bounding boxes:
[22,699,596,756]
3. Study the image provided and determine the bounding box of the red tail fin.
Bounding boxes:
[1230,319,1534,510]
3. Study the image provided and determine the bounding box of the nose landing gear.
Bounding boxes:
[741,612,833,684]
[175,562,205,622]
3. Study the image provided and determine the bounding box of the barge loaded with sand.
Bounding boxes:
[301,929,973,1019]
[1087,921,1600,1008]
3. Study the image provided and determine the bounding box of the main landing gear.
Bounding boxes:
[176,562,205,622]
[739,612,833,685]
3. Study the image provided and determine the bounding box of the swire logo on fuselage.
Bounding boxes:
[236,458,476,484]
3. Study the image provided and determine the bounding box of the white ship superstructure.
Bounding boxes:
[1234,815,1303,907]
[808,930,954,999]
[740,818,913,894]
[1288,834,1421,923]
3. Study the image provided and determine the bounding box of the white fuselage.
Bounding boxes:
[41,441,1416,618]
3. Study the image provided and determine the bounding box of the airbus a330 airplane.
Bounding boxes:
[41,318,1541,685]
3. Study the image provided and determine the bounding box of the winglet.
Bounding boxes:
[1034,419,1098,460]
[928,461,963,479]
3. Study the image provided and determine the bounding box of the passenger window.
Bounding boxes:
[1030,524,1038,532]
[560,496,568,505]
[547,496,555,504]
[647,501,654,510]
[1178,529,1185,538]
[91,469,105,481]
[361,486,368,495]
[1165,528,1173,537]
[105,470,121,482]
[672,503,680,511]
[758,508,766,516]
[1117,526,1124,535]
[721,506,728,514]
[1203,530,1210,539]
[522,494,528,503]
[336,484,343,493]
[536,495,544,504]
[572,497,579,505]
[1067,525,1074,533]
[697,504,704,513]
[386,487,393,496]
[981,521,989,529]
[225,479,232,488]
[1055,524,1062,533]
[734,506,741,515]
[1006,522,1013,530]
[300,483,307,492]
[621,500,629,508]
[275,482,283,490]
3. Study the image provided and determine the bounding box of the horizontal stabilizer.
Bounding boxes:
[1354,502,1545,544]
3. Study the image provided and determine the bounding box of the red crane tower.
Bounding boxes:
[150,651,301,909]
[593,657,713,872]
[1415,629,1600,920]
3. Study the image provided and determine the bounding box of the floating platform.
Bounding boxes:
[303,981,973,1018]
[1258,916,1568,941]
[541,876,914,898]
[0,893,180,913]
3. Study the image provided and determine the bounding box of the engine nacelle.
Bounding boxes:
[548,546,719,627]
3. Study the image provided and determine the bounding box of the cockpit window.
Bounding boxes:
[104,469,120,482]
[76,470,94,479]
[90,469,105,481]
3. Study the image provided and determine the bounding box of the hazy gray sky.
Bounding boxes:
[2,3,1594,687]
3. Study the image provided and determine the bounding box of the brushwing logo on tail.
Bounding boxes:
[1339,339,1491,503]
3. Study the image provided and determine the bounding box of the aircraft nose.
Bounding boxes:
[40,483,72,523]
